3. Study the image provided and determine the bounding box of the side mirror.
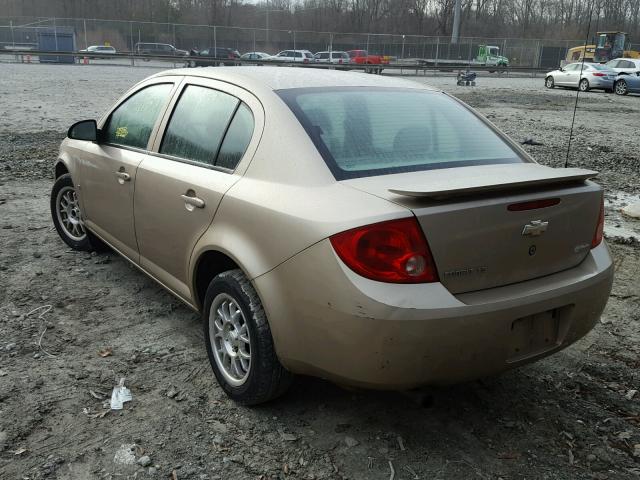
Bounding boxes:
[68,119,98,141]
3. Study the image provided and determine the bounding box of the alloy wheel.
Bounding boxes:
[209,293,251,386]
[55,186,86,241]
[615,80,628,95]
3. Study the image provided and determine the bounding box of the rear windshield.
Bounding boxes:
[590,63,608,70]
[277,87,525,179]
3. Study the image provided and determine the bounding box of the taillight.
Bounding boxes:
[591,197,604,248]
[330,218,439,283]
[592,72,606,77]
[303,58,309,63]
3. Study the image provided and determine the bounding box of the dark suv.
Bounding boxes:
[191,47,241,67]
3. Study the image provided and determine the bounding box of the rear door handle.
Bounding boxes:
[115,171,131,182]
[181,194,205,209]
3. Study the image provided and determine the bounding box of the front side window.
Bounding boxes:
[278,87,525,180]
[160,85,239,165]
[103,83,173,149]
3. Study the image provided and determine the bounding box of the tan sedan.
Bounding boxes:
[51,67,613,404]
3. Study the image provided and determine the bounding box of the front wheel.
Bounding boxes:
[203,269,292,405]
[615,79,628,95]
[51,174,91,250]
[579,78,590,92]
[545,76,555,88]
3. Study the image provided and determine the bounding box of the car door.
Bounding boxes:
[77,78,180,262]
[554,64,572,85]
[133,78,263,302]
[563,63,582,86]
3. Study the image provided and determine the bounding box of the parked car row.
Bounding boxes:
[77,43,390,73]
[545,58,640,95]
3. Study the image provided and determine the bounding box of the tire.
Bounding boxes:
[615,79,629,95]
[188,59,196,68]
[203,269,293,405]
[50,174,90,250]
[51,174,107,251]
[579,78,589,92]
[545,76,555,88]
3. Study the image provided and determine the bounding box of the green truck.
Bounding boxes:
[476,45,509,68]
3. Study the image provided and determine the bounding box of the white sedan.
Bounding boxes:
[605,57,640,75]
[545,63,617,92]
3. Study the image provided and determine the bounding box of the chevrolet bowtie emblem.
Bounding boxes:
[522,220,549,236]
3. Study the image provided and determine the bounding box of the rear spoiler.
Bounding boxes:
[388,165,598,199]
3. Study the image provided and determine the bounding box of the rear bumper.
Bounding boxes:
[590,77,614,89]
[255,241,613,389]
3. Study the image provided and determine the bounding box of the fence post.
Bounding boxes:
[214,25,217,58]
[53,16,59,52]
[129,21,134,66]
[435,36,439,67]
[10,20,15,47]
[366,34,370,53]
[83,19,87,49]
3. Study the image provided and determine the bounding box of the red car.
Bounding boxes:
[347,50,389,73]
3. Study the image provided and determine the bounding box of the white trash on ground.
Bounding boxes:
[110,378,132,410]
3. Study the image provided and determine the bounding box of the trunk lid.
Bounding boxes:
[344,163,602,294]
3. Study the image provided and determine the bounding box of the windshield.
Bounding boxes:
[278,87,525,179]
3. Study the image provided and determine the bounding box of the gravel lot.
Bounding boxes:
[0,63,639,480]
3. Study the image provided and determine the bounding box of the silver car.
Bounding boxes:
[605,57,640,75]
[545,63,617,92]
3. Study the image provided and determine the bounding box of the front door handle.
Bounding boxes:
[181,194,205,209]
[115,171,131,182]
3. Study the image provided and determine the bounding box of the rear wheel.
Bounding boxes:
[545,76,555,88]
[615,79,629,95]
[203,269,292,405]
[579,78,590,92]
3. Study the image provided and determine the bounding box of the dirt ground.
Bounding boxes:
[0,64,639,480]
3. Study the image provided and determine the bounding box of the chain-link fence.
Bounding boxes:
[0,16,621,69]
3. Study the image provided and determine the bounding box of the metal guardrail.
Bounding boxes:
[1,49,550,75]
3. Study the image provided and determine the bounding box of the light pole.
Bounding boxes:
[451,0,461,44]
[265,0,269,44]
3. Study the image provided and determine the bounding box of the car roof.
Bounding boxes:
[153,66,437,91]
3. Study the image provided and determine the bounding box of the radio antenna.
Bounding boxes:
[565,1,595,168]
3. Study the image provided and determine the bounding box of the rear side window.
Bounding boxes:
[216,103,254,170]
[103,83,173,149]
[160,85,239,165]
[278,87,524,180]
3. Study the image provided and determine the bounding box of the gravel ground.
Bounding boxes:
[0,63,639,480]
